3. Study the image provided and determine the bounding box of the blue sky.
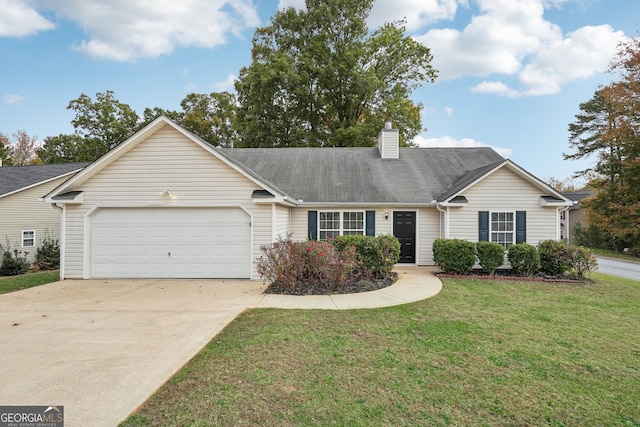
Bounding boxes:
[0,0,637,184]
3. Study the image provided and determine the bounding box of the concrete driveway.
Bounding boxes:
[0,279,266,427]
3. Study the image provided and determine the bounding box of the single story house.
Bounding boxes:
[44,116,573,280]
[0,162,87,264]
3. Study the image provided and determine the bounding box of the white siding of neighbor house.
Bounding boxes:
[289,207,440,265]
[61,125,275,279]
[448,167,558,244]
[0,176,70,265]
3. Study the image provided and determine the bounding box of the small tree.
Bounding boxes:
[35,231,60,270]
[0,241,30,276]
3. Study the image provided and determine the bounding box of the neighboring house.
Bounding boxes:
[44,116,573,280]
[0,163,88,264]
[561,191,593,244]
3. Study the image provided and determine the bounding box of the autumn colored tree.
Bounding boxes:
[565,37,640,249]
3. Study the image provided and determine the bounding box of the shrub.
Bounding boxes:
[476,241,505,275]
[257,236,357,294]
[35,231,60,270]
[507,243,539,276]
[334,234,400,278]
[567,245,598,279]
[432,238,477,274]
[0,241,30,276]
[538,240,572,276]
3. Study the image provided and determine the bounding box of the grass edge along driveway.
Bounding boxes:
[122,272,639,427]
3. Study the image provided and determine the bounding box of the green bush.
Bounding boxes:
[507,243,539,276]
[476,241,505,275]
[35,232,60,270]
[538,240,571,276]
[432,238,477,274]
[333,234,400,278]
[0,241,30,276]
[568,245,598,279]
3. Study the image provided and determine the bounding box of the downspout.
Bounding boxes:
[435,203,448,238]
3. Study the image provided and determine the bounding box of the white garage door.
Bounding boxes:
[91,208,251,278]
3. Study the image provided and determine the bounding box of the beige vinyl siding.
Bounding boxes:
[418,208,440,265]
[448,167,558,244]
[62,204,92,278]
[274,205,290,239]
[61,126,273,279]
[0,177,69,264]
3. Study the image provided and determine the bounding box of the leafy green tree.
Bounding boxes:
[234,0,436,148]
[37,134,94,163]
[67,90,140,159]
[180,92,238,147]
[565,37,640,249]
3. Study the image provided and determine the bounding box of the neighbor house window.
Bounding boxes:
[318,211,365,240]
[490,212,514,249]
[22,230,35,247]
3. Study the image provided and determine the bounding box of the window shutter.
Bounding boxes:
[308,211,318,240]
[516,211,526,243]
[478,211,489,241]
[366,210,375,236]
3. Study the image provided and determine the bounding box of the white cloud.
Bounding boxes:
[34,0,260,61]
[415,134,512,158]
[415,0,628,96]
[212,74,237,92]
[4,93,24,104]
[184,82,198,92]
[443,106,453,116]
[0,0,55,37]
[279,0,460,32]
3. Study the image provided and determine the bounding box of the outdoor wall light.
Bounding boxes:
[384,212,389,220]
[160,188,173,197]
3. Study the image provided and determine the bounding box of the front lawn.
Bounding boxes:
[122,273,639,426]
[0,270,59,294]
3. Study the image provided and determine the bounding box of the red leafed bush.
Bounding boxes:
[257,236,358,294]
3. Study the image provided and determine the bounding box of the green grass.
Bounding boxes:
[122,274,640,426]
[0,270,59,294]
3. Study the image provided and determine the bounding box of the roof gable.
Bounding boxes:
[45,116,287,201]
[439,159,572,205]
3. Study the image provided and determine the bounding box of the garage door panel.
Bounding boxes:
[91,208,251,279]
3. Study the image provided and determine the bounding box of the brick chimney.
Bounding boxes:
[377,119,399,159]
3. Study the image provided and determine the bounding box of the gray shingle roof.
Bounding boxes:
[0,163,89,197]
[220,147,504,204]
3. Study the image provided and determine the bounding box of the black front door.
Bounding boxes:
[393,211,416,263]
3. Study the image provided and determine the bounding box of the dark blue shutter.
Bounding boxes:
[366,210,375,236]
[478,211,489,242]
[516,211,526,244]
[308,211,318,240]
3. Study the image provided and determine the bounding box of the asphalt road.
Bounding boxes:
[596,256,640,281]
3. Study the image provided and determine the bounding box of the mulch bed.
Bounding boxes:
[434,269,592,283]
[264,272,398,295]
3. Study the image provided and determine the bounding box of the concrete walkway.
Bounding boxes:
[255,266,442,309]
[0,267,441,427]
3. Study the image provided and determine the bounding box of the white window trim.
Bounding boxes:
[318,210,366,240]
[489,211,515,248]
[22,229,36,247]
